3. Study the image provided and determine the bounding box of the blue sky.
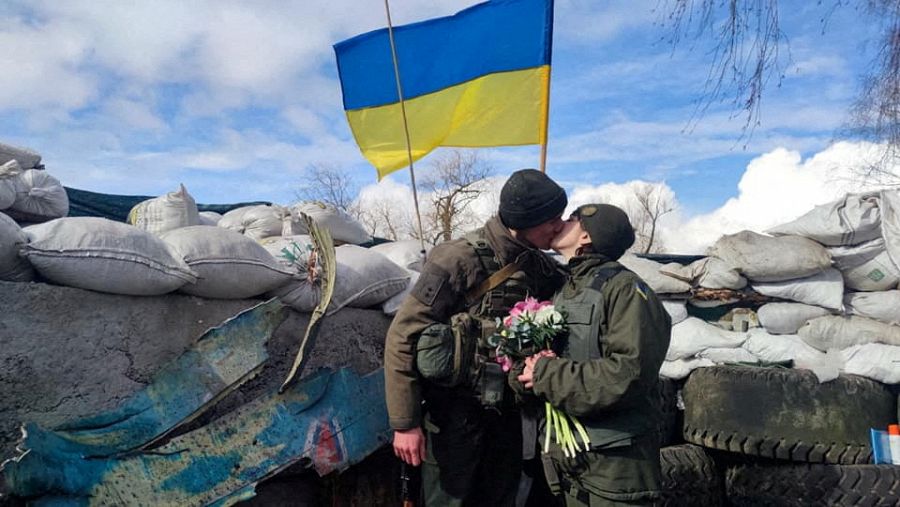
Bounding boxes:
[0,1,893,250]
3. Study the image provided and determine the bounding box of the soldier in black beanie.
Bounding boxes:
[385,168,569,507]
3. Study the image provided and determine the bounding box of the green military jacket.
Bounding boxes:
[384,216,564,430]
[532,254,672,446]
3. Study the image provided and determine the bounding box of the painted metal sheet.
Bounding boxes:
[30,299,285,458]
[3,368,390,506]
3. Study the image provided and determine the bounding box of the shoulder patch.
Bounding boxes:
[633,280,650,301]
[412,268,448,307]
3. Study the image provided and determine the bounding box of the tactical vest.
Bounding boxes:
[550,264,657,449]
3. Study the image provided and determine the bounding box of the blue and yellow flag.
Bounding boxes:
[334,0,554,179]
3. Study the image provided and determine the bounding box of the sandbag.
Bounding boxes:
[798,314,900,351]
[618,254,691,294]
[289,202,371,245]
[667,317,748,361]
[879,188,900,276]
[21,217,196,295]
[660,257,747,290]
[218,205,287,241]
[766,191,882,246]
[0,141,42,169]
[662,300,688,325]
[9,169,69,222]
[259,235,316,274]
[743,329,839,382]
[697,347,758,364]
[0,160,22,209]
[127,184,200,235]
[659,358,714,380]
[829,238,900,291]
[751,268,844,310]
[843,290,900,325]
[269,245,409,315]
[707,231,831,282]
[840,343,900,384]
[161,226,295,299]
[382,270,419,316]
[197,211,222,226]
[370,240,430,271]
[757,302,832,335]
[0,212,34,282]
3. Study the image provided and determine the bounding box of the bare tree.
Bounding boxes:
[629,182,676,254]
[357,197,407,241]
[658,0,900,182]
[420,150,493,243]
[294,163,359,212]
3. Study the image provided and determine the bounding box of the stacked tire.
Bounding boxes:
[679,365,900,506]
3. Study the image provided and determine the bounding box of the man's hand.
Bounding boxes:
[393,427,426,466]
[517,349,556,389]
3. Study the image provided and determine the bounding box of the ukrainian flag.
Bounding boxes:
[334,0,554,179]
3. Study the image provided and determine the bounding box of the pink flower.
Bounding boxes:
[503,315,513,327]
[496,355,513,372]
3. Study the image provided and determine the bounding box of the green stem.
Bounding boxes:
[543,402,552,454]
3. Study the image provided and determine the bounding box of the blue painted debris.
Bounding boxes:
[2,368,390,506]
[46,299,287,458]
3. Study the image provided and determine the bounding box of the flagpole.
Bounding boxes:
[539,65,552,173]
[384,0,428,253]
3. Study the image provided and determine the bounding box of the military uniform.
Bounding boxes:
[531,254,672,506]
[384,216,565,506]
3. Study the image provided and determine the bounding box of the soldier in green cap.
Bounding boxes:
[384,168,569,506]
[516,203,672,506]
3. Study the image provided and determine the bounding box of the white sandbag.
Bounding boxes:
[697,347,759,364]
[0,141,42,169]
[197,211,222,226]
[21,217,196,295]
[742,329,839,382]
[751,268,844,310]
[0,160,23,209]
[382,270,419,316]
[161,225,294,299]
[289,202,371,245]
[766,191,882,246]
[879,188,900,276]
[840,343,900,384]
[618,254,691,294]
[660,257,746,289]
[662,300,688,325]
[9,169,69,221]
[666,317,749,361]
[0,212,35,281]
[707,231,831,282]
[127,184,200,235]
[269,244,409,315]
[829,238,900,291]
[798,314,900,351]
[757,302,832,335]
[218,204,287,241]
[843,290,900,325]
[659,358,714,380]
[371,240,430,271]
[259,235,316,274]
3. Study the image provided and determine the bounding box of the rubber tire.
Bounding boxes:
[657,377,682,447]
[726,462,900,506]
[682,366,896,464]
[659,444,724,507]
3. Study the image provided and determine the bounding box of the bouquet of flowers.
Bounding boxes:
[490,297,592,457]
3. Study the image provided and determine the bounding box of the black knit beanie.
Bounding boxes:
[573,203,635,260]
[499,169,567,230]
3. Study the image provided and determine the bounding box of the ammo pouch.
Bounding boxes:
[416,313,505,408]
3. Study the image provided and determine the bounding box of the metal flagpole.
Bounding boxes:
[383,0,428,254]
[539,65,552,173]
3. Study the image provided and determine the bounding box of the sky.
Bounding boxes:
[1,0,897,252]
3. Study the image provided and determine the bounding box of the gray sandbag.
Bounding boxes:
[751,268,844,310]
[9,169,69,222]
[766,191,882,246]
[161,225,295,299]
[0,141,42,169]
[0,212,35,282]
[127,184,200,235]
[829,238,900,291]
[757,302,832,335]
[21,217,196,295]
[707,231,831,282]
[843,290,900,325]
